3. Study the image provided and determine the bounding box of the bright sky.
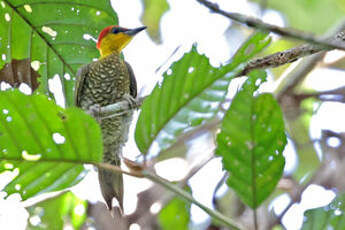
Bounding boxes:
[1,0,345,229]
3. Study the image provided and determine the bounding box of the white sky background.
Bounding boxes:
[2,0,345,229]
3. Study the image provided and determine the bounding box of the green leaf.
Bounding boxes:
[141,0,169,43]
[0,0,118,106]
[0,90,102,199]
[27,191,87,230]
[135,32,271,154]
[216,70,286,208]
[158,194,191,230]
[302,193,345,230]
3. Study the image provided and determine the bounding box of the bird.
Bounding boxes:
[74,25,146,211]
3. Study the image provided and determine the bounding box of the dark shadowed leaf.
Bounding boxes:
[27,191,87,230]
[0,0,118,106]
[0,90,102,199]
[135,33,270,155]
[0,58,40,91]
[301,193,345,230]
[216,70,286,208]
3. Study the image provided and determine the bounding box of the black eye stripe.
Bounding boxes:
[111,27,128,34]
[112,27,119,34]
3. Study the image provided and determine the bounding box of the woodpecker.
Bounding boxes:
[75,25,146,210]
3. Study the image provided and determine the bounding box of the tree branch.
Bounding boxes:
[87,97,146,119]
[239,21,345,78]
[197,0,345,51]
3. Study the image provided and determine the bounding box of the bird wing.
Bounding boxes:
[74,63,90,107]
[125,62,137,98]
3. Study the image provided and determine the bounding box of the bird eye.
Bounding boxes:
[112,27,120,34]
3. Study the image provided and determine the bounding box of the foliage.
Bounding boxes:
[141,0,169,43]
[135,33,270,155]
[301,194,345,230]
[0,90,102,199]
[1,0,342,229]
[27,192,87,230]
[216,70,286,208]
[158,191,191,230]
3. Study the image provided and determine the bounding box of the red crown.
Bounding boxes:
[96,25,117,49]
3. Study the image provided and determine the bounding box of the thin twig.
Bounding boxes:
[96,159,243,229]
[197,0,345,51]
[142,169,243,230]
[96,162,144,178]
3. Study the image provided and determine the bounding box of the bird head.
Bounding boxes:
[96,25,146,58]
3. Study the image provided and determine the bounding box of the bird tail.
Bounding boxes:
[98,164,124,211]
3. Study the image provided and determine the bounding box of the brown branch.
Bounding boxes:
[96,162,144,178]
[197,0,345,51]
[240,23,345,78]
[240,44,323,76]
[274,52,327,101]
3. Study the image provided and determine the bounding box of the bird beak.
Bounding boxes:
[125,26,147,36]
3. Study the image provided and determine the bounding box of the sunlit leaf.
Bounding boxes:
[27,191,87,230]
[135,32,270,155]
[216,70,286,208]
[0,0,118,106]
[301,193,345,230]
[0,90,102,199]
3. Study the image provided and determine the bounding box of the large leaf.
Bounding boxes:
[216,70,286,208]
[0,90,102,199]
[301,193,345,230]
[141,0,169,43]
[27,191,87,230]
[135,32,271,154]
[0,0,118,106]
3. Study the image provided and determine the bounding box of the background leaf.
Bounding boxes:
[158,192,191,230]
[216,70,286,208]
[27,191,87,230]
[0,90,102,199]
[135,32,270,155]
[141,0,169,43]
[301,193,345,230]
[0,0,118,106]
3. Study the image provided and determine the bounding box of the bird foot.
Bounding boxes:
[89,104,102,121]
[122,94,139,110]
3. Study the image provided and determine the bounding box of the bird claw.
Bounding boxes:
[122,94,138,110]
[89,104,102,121]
